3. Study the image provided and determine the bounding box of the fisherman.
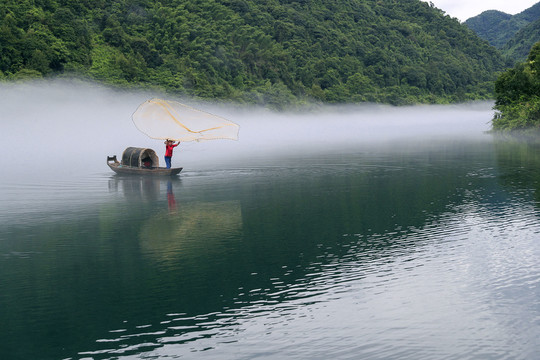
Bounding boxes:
[164,139,180,169]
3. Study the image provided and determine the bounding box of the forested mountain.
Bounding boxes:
[465,2,540,62]
[502,18,540,61]
[464,10,522,48]
[0,0,506,106]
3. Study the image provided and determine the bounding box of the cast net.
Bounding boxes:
[132,98,239,142]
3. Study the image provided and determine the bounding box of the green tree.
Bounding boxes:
[493,41,540,130]
[0,0,508,107]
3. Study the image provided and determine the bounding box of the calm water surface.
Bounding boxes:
[1,89,539,359]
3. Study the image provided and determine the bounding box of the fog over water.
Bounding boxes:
[0,80,496,225]
[1,79,493,178]
[4,80,540,360]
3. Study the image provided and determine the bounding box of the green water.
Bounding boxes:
[1,135,540,359]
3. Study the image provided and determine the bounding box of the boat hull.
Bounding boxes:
[108,163,182,176]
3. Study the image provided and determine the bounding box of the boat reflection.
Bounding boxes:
[108,175,181,204]
[107,174,242,266]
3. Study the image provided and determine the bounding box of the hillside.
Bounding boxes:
[464,10,516,48]
[465,2,540,62]
[0,0,506,107]
[502,18,540,61]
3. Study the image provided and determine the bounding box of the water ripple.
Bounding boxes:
[75,193,540,359]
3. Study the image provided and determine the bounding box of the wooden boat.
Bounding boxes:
[107,147,182,176]
[107,160,183,176]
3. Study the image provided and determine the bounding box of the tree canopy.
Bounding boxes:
[1,0,507,107]
[501,18,540,62]
[493,41,540,130]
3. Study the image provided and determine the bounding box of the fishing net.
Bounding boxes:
[132,98,239,142]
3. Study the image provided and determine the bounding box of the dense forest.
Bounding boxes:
[0,0,507,107]
[501,18,540,62]
[492,41,540,130]
[465,2,540,62]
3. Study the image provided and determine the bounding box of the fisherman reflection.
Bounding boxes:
[167,180,177,213]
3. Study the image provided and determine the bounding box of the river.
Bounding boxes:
[0,81,539,359]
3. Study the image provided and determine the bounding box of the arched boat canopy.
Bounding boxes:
[121,147,159,168]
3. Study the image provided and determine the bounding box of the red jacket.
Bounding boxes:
[165,143,179,157]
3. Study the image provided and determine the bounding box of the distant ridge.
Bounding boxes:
[464,10,515,48]
[465,2,540,62]
[502,18,540,60]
